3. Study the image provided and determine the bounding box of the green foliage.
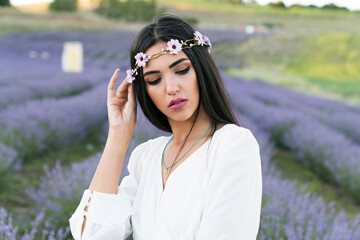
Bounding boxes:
[289,4,319,9]
[322,3,349,11]
[0,0,11,7]
[95,0,159,22]
[261,21,282,29]
[49,0,78,12]
[268,1,286,8]
[308,4,320,9]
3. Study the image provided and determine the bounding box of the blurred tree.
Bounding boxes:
[289,4,321,9]
[49,0,78,12]
[0,0,11,7]
[322,3,349,11]
[95,0,160,22]
[95,0,122,19]
[308,4,319,9]
[268,1,286,8]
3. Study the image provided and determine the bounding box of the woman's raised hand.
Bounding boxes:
[107,68,137,132]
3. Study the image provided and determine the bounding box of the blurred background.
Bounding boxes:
[0,0,360,239]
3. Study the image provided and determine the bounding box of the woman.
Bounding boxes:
[69,14,262,240]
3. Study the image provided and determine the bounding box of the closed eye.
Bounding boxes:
[148,78,160,85]
[147,66,190,85]
[176,66,190,74]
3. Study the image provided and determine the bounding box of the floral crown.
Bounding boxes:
[126,30,212,84]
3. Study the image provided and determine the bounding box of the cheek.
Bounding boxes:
[146,87,163,107]
[191,75,199,96]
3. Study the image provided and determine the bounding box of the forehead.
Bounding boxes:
[144,41,189,69]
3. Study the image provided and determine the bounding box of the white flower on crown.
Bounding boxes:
[166,39,182,54]
[194,31,205,46]
[135,52,148,68]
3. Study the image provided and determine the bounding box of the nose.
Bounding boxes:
[165,76,180,95]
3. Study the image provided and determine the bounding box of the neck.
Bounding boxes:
[168,105,212,146]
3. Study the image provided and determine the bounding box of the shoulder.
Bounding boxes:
[210,124,260,165]
[130,135,171,158]
[215,124,258,148]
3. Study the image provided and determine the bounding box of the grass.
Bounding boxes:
[158,0,360,33]
[0,7,145,36]
[286,33,360,82]
[215,32,360,105]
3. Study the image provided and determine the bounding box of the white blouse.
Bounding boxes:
[69,124,262,240]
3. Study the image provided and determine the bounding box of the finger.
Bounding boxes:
[108,97,127,106]
[127,83,136,107]
[115,75,131,99]
[108,68,120,99]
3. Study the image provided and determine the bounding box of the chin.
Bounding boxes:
[167,109,198,123]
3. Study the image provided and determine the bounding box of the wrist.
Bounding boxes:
[107,127,132,142]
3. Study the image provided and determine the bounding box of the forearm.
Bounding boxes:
[89,127,132,194]
[80,128,132,238]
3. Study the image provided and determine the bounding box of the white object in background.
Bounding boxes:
[62,41,83,73]
[245,25,255,34]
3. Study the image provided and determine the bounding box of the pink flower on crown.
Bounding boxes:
[135,52,148,68]
[203,35,212,49]
[166,39,182,54]
[126,69,135,84]
[194,31,205,46]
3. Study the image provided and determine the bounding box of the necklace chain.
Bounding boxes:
[162,122,213,174]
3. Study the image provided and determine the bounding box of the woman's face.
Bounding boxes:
[143,41,199,123]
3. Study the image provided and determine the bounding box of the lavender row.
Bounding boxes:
[0,82,110,167]
[0,45,145,172]
[0,73,100,109]
[0,31,137,109]
[224,76,360,202]
[244,116,360,239]
[237,79,360,145]
[0,31,136,78]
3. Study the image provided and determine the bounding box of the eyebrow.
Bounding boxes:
[143,58,189,78]
[169,58,188,69]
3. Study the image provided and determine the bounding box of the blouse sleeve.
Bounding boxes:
[195,128,263,240]
[69,141,149,240]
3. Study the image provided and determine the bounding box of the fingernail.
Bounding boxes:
[114,68,119,74]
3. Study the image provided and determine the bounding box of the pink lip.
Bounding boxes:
[168,98,187,107]
[169,100,187,110]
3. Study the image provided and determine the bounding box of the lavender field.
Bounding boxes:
[1,29,360,239]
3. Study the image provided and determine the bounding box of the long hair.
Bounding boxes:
[130,14,242,139]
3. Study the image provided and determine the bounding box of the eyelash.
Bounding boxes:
[148,66,190,85]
